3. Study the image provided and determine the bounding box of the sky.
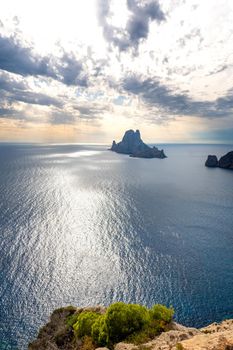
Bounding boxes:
[0,0,233,143]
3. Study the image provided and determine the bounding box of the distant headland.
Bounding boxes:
[205,151,233,169]
[110,129,166,159]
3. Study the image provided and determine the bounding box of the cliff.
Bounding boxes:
[28,304,233,350]
[110,130,166,159]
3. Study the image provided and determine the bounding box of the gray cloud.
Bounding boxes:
[0,34,89,87]
[74,105,107,119]
[57,53,88,87]
[216,88,233,110]
[122,74,233,119]
[0,70,108,124]
[0,71,63,108]
[11,90,63,108]
[0,107,19,118]
[97,0,165,52]
[0,34,55,78]
[0,70,28,91]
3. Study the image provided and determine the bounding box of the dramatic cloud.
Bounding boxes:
[97,0,165,52]
[0,34,89,87]
[57,53,88,87]
[0,34,55,78]
[122,75,233,119]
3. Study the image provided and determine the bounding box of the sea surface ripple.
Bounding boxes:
[0,143,233,349]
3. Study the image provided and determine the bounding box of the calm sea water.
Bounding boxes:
[0,143,233,349]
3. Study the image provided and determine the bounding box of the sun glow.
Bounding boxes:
[2,0,103,54]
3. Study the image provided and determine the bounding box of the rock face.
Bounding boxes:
[28,306,106,350]
[205,151,233,169]
[205,155,219,167]
[110,129,166,159]
[114,320,233,350]
[177,319,233,350]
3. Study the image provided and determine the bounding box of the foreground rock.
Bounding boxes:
[28,306,233,350]
[177,319,233,350]
[205,151,233,169]
[115,320,233,350]
[110,130,166,159]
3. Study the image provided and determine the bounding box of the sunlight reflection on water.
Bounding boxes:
[0,143,233,349]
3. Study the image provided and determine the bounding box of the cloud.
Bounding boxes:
[0,34,55,78]
[0,71,63,108]
[57,53,88,87]
[74,105,107,119]
[0,70,107,125]
[0,107,21,119]
[122,74,233,119]
[216,88,233,110]
[12,90,63,108]
[177,28,203,48]
[97,0,165,52]
[49,103,106,125]
[49,110,76,125]
[0,34,89,87]
[207,64,229,76]
[0,70,28,91]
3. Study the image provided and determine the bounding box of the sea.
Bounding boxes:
[0,143,232,349]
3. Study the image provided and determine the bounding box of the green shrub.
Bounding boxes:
[91,314,109,346]
[105,302,150,344]
[66,313,80,327]
[73,312,101,338]
[126,322,162,344]
[150,304,174,323]
[72,302,174,347]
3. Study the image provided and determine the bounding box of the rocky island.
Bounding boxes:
[29,303,233,350]
[205,151,233,169]
[110,130,166,159]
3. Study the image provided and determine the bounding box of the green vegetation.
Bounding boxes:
[150,304,174,323]
[105,302,150,343]
[69,302,174,348]
[74,312,101,337]
[91,314,108,346]
[66,312,80,327]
